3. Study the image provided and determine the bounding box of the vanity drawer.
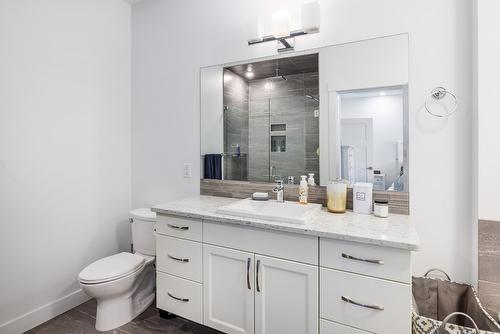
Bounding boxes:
[320,268,411,334]
[203,220,318,265]
[320,238,411,283]
[157,272,203,324]
[156,235,202,283]
[155,215,202,242]
[320,319,370,334]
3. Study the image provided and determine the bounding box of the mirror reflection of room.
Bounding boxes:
[338,87,408,191]
[221,54,319,184]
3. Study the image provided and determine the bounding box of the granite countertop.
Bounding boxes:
[151,195,420,251]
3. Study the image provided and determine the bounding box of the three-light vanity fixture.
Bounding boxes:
[248,1,320,52]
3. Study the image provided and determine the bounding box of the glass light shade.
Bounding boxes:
[272,10,292,39]
[301,1,320,33]
[248,16,265,43]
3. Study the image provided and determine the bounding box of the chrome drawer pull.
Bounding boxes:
[341,296,384,311]
[256,259,261,292]
[342,253,384,265]
[167,254,189,263]
[167,224,189,231]
[167,292,189,302]
[247,258,251,290]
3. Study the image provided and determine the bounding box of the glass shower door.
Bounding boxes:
[269,94,319,184]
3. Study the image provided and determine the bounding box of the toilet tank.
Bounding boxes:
[130,208,156,256]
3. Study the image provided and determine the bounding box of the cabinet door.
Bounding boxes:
[255,255,318,334]
[203,244,254,334]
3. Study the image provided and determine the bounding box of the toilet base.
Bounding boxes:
[93,264,156,332]
[95,292,154,331]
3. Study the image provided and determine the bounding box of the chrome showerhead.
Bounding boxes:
[268,59,287,81]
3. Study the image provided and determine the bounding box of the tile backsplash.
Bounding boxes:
[200,179,409,215]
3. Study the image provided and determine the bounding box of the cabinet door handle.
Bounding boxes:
[168,254,189,263]
[341,296,384,311]
[247,258,251,290]
[256,259,261,292]
[342,253,384,265]
[167,224,189,230]
[168,292,189,302]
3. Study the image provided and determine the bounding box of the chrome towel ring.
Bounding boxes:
[425,86,457,117]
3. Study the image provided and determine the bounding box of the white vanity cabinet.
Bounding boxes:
[203,244,255,334]
[319,238,412,334]
[155,212,413,334]
[254,254,318,334]
[202,245,318,334]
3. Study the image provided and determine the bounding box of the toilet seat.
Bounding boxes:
[79,252,145,285]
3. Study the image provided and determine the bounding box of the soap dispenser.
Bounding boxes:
[299,175,308,204]
[307,173,316,186]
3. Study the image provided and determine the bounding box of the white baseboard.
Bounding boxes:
[0,289,91,334]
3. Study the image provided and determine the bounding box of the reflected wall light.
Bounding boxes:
[248,1,320,52]
[245,64,254,78]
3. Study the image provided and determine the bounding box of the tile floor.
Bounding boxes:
[26,299,223,334]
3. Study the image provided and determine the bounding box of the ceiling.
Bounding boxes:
[225,53,318,81]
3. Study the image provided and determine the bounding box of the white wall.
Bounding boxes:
[0,1,131,332]
[200,66,224,155]
[477,0,500,222]
[318,34,408,185]
[132,0,473,282]
[340,94,404,188]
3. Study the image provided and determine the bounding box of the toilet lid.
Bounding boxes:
[79,252,145,284]
[130,208,156,222]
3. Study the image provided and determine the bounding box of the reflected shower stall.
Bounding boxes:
[223,54,319,183]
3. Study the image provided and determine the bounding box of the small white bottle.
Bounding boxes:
[307,173,316,186]
[299,175,309,204]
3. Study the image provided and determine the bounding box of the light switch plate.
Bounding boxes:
[183,163,192,178]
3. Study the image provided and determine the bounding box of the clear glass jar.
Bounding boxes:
[327,179,347,213]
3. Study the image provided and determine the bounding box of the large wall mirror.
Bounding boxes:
[201,34,409,192]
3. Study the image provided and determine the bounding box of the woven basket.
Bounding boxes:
[412,269,500,334]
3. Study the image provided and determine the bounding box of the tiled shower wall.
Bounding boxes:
[478,220,500,318]
[223,69,249,180]
[248,72,319,182]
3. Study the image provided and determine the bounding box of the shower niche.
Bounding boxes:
[221,53,320,183]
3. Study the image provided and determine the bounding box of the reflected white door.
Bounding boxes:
[254,255,318,334]
[203,245,254,334]
[341,118,373,183]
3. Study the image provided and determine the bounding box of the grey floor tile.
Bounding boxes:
[74,299,97,318]
[25,299,223,334]
[26,308,126,334]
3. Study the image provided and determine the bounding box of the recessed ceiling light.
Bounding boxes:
[245,71,254,79]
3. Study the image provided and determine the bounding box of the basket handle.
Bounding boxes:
[424,268,451,281]
[439,312,479,334]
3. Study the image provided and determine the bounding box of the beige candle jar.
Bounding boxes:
[327,179,347,213]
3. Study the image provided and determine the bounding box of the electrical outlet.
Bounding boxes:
[183,163,192,178]
[314,109,319,118]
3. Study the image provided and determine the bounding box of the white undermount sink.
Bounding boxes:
[216,198,322,224]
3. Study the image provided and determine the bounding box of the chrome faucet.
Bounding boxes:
[273,179,284,203]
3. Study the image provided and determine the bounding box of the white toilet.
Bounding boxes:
[79,208,156,332]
